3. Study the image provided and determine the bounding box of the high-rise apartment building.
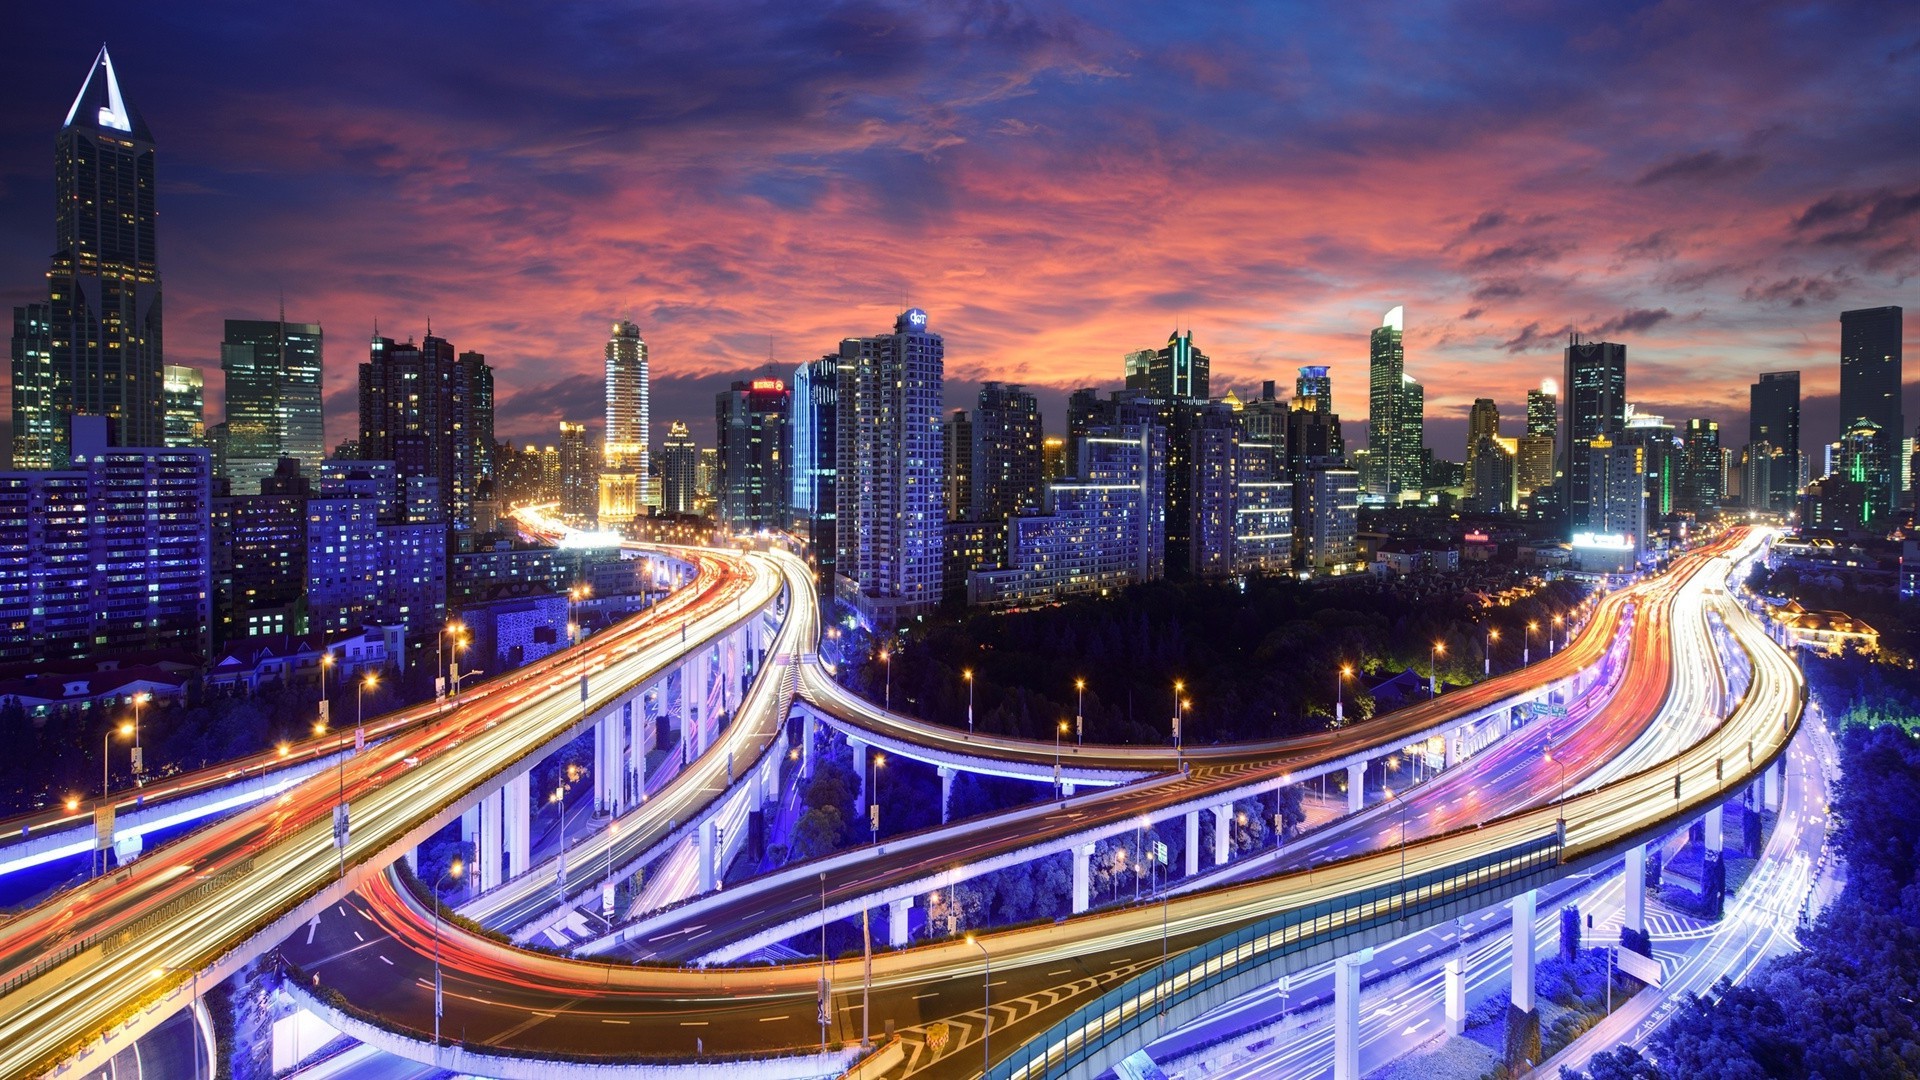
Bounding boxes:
[943,409,974,520]
[222,316,325,492]
[1518,380,1557,497]
[1563,338,1627,530]
[1839,307,1902,511]
[11,49,165,468]
[791,355,839,593]
[212,457,309,645]
[1749,371,1800,511]
[601,319,651,522]
[306,458,446,664]
[0,417,210,663]
[357,332,493,527]
[658,420,699,515]
[1464,397,1500,505]
[715,378,790,532]
[971,382,1043,521]
[163,364,204,448]
[1296,465,1360,572]
[1366,307,1424,500]
[831,310,945,624]
[1681,418,1722,509]
[557,421,597,519]
[1041,436,1068,483]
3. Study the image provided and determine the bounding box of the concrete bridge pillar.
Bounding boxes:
[595,714,622,815]
[1346,761,1366,813]
[1072,843,1093,914]
[1185,811,1200,877]
[699,818,718,893]
[476,787,504,892]
[851,740,867,815]
[938,766,955,822]
[1511,888,1537,1014]
[1212,804,1232,868]
[1762,762,1780,811]
[889,898,912,947]
[1704,804,1724,855]
[1624,844,1647,938]
[1445,955,1467,1034]
[505,772,530,882]
[1333,949,1368,1080]
[1445,726,1461,768]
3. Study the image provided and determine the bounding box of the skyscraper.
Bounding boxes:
[715,378,790,532]
[1518,380,1557,497]
[1584,434,1646,559]
[14,48,164,466]
[971,382,1043,521]
[791,355,839,593]
[221,316,325,492]
[1464,397,1500,505]
[658,420,699,515]
[357,331,493,527]
[1563,337,1627,530]
[1839,307,1902,510]
[1748,371,1800,512]
[557,421,597,519]
[1366,307,1423,500]
[1296,366,1334,417]
[1681,418,1722,509]
[943,409,974,520]
[163,364,204,448]
[836,309,945,625]
[1124,330,1210,400]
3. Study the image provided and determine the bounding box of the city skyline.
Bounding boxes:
[0,6,1915,460]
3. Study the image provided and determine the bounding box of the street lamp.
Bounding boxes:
[318,652,335,730]
[966,934,991,1077]
[1054,721,1067,798]
[963,669,974,734]
[130,692,151,785]
[340,672,376,876]
[869,754,885,845]
[98,721,134,874]
[553,763,584,895]
[879,648,892,712]
[1526,620,1538,665]
[1336,665,1353,726]
[1172,680,1185,760]
[1485,627,1499,679]
[1430,642,1445,699]
[1074,678,1086,745]
[432,859,464,1056]
[1552,614,1564,655]
[439,622,464,701]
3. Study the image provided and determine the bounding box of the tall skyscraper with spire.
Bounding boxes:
[1365,307,1423,500]
[600,319,650,523]
[11,46,162,467]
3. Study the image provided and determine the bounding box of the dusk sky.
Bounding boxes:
[2,1,1916,459]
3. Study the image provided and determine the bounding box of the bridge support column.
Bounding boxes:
[1347,762,1366,813]
[889,898,911,947]
[803,708,818,779]
[504,772,529,881]
[476,787,504,892]
[1704,804,1724,855]
[939,766,955,823]
[699,818,718,894]
[1624,844,1647,939]
[1072,843,1093,914]
[1333,950,1366,1080]
[1445,955,1467,1035]
[850,740,867,814]
[1212,804,1231,867]
[1762,763,1780,811]
[595,714,622,815]
[1185,812,1200,877]
[1511,888,1537,1014]
[1445,727,1461,768]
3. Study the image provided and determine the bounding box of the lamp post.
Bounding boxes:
[318,652,334,731]
[432,859,464,1057]
[1336,665,1352,726]
[963,669,974,734]
[340,673,376,876]
[1171,680,1185,761]
[1054,721,1067,798]
[1074,678,1086,745]
[1526,620,1537,665]
[1430,642,1445,699]
[869,754,884,846]
[130,692,150,785]
[553,763,582,896]
[98,721,133,874]
[1485,627,1499,679]
[1552,614,1563,655]
[967,934,991,1077]
[879,648,892,712]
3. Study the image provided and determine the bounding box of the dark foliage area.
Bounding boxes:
[1564,724,1920,1080]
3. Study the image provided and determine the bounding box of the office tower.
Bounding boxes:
[1563,337,1627,530]
[1041,437,1068,483]
[1839,307,1902,511]
[1621,406,1678,521]
[557,421,597,519]
[1585,435,1645,542]
[697,448,718,499]
[1836,418,1891,529]
[1239,381,1288,444]
[1066,386,1103,465]
[1366,307,1424,500]
[13,49,165,467]
[972,382,1043,521]
[1466,437,1517,513]
[715,378,791,532]
[834,309,945,625]
[791,355,839,592]
[1295,465,1361,572]
[658,421,699,515]
[1464,397,1500,504]
[358,331,494,527]
[211,457,309,646]
[0,416,210,663]
[1125,331,1210,401]
[163,364,204,448]
[601,319,650,522]
[307,458,446,660]
[1518,381,1557,496]
[1188,402,1241,578]
[969,420,1166,606]
[1741,443,1777,511]
[1749,371,1800,511]
[1681,418,1722,509]
[1296,366,1334,417]
[943,409,974,520]
[221,316,325,492]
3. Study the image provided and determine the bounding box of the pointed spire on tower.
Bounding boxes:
[63,44,151,140]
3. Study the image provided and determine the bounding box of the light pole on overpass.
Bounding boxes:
[1526,620,1537,665]
[432,859,463,1058]
[1337,665,1352,726]
[1485,627,1499,679]
[879,648,892,711]
[1430,642,1445,699]
[1075,678,1085,744]
[963,669,974,734]
[98,721,133,874]
[1054,721,1067,797]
